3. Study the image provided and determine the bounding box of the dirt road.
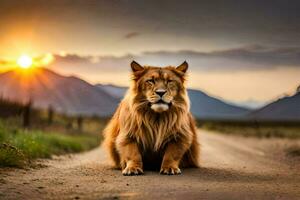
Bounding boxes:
[1,130,299,200]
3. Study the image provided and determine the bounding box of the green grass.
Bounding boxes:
[0,120,101,168]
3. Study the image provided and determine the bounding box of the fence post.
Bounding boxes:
[23,101,32,128]
[77,116,83,132]
[48,105,54,125]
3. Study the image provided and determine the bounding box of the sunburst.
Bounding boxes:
[17,55,33,69]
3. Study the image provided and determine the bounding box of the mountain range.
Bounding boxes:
[248,92,300,121]
[0,68,118,116]
[0,68,299,121]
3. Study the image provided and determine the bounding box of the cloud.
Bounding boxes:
[124,32,140,39]
[206,45,300,67]
[0,60,9,65]
[0,59,15,69]
[48,54,133,74]
[53,54,94,63]
[1,45,299,73]
[47,45,300,75]
[133,45,300,70]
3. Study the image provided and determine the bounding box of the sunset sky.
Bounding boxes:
[0,0,300,107]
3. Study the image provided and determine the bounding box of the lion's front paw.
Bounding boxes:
[122,166,144,176]
[160,166,181,175]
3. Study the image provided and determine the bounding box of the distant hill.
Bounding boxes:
[248,91,300,121]
[96,84,250,119]
[96,84,127,99]
[187,89,250,119]
[0,68,118,116]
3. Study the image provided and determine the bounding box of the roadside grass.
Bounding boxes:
[198,120,300,138]
[0,120,101,168]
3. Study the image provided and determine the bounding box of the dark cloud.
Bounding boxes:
[124,32,140,39]
[135,46,300,71]
[0,59,14,68]
[53,54,93,63]
[48,45,300,74]
[0,0,300,52]
[0,60,9,65]
[190,45,300,67]
[1,45,298,72]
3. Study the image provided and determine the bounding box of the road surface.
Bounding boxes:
[0,130,299,200]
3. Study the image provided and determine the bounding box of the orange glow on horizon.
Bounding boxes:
[0,53,55,73]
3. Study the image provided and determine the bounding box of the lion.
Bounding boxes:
[103,61,200,175]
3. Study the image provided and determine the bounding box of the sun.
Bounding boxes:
[17,55,33,69]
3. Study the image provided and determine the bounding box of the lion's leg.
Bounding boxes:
[160,140,189,175]
[181,133,200,168]
[107,140,120,169]
[118,142,143,176]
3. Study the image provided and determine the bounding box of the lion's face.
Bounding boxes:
[130,61,188,113]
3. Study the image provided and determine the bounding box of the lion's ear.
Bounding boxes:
[131,61,144,72]
[176,61,188,73]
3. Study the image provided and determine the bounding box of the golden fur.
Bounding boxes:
[103,61,200,175]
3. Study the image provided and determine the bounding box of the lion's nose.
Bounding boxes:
[155,89,166,97]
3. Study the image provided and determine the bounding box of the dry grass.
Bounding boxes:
[198,120,300,138]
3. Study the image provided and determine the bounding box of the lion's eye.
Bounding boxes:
[146,79,155,84]
[167,80,174,84]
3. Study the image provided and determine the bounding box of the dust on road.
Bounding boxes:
[0,130,299,200]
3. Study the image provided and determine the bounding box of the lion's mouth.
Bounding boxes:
[151,99,172,106]
[149,99,172,112]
